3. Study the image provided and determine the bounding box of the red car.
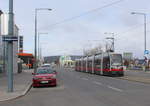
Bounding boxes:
[32,68,57,87]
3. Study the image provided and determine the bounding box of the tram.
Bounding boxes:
[75,52,124,76]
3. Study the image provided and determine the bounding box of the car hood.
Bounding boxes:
[34,74,55,78]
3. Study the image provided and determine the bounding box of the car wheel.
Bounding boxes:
[32,85,37,88]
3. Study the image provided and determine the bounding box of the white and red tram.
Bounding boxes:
[75,52,124,76]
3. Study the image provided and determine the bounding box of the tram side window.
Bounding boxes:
[79,61,81,67]
[84,61,86,68]
[88,61,92,68]
[76,62,78,67]
[81,60,84,68]
[95,59,101,68]
[103,57,110,69]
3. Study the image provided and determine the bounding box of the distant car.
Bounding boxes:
[41,64,51,68]
[32,68,57,87]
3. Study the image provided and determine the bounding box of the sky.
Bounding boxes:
[0,0,150,58]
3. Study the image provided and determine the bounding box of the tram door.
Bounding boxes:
[103,54,110,75]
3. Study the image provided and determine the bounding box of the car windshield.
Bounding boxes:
[36,69,54,74]
[41,65,50,67]
[110,54,122,65]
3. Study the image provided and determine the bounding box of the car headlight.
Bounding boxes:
[51,75,56,79]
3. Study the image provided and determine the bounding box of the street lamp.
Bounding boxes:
[38,32,48,63]
[131,12,147,55]
[34,8,52,73]
[131,12,147,71]
[105,32,115,52]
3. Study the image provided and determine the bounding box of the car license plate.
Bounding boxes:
[41,81,48,84]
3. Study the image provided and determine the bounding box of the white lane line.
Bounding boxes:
[93,81,102,86]
[81,78,89,81]
[107,85,123,92]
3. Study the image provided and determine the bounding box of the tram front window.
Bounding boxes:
[110,54,122,66]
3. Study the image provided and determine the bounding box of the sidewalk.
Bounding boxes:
[0,69,33,102]
[118,69,150,84]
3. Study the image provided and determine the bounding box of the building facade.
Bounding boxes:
[44,55,82,67]
[0,11,20,73]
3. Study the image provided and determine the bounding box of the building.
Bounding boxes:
[44,56,60,64]
[0,10,3,73]
[44,55,82,67]
[0,11,20,73]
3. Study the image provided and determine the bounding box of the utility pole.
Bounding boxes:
[8,0,14,92]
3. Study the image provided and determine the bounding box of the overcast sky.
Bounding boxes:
[0,0,150,58]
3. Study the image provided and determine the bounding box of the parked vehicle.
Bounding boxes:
[75,52,124,76]
[32,68,57,87]
[41,63,51,68]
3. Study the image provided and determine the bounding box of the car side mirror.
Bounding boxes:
[53,70,57,74]
[32,73,35,75]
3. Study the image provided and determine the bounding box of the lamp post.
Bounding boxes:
[34,8,52,73]
[131,12,147,71]
[131,12,147,54]
[38,32,48,64]
[105,32,115,52]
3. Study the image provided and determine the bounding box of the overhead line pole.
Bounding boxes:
[7,0,14,92]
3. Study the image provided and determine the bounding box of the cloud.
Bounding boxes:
[1,0,150,58]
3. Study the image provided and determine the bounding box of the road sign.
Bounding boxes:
[2,36,18,42]
[144,50,149,55]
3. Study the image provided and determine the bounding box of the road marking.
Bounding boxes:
[81,78,89,81]
[107,85,123,92]
[93,81,102,86]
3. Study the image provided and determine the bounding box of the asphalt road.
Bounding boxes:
[125,69,150,77]
[0,68,150,106]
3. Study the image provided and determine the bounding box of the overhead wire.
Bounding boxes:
[117,21,150,37]
[41,0,126,30]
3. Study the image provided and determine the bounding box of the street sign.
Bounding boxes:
[2,36,18,42]
[144,50,149,55]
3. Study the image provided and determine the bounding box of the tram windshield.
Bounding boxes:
[110,54,122,65]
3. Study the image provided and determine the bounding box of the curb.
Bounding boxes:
[22,82,32,96]
[0,82,32,102]
[117,77,150,84]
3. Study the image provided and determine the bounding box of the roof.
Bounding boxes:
[17,53,33,57]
